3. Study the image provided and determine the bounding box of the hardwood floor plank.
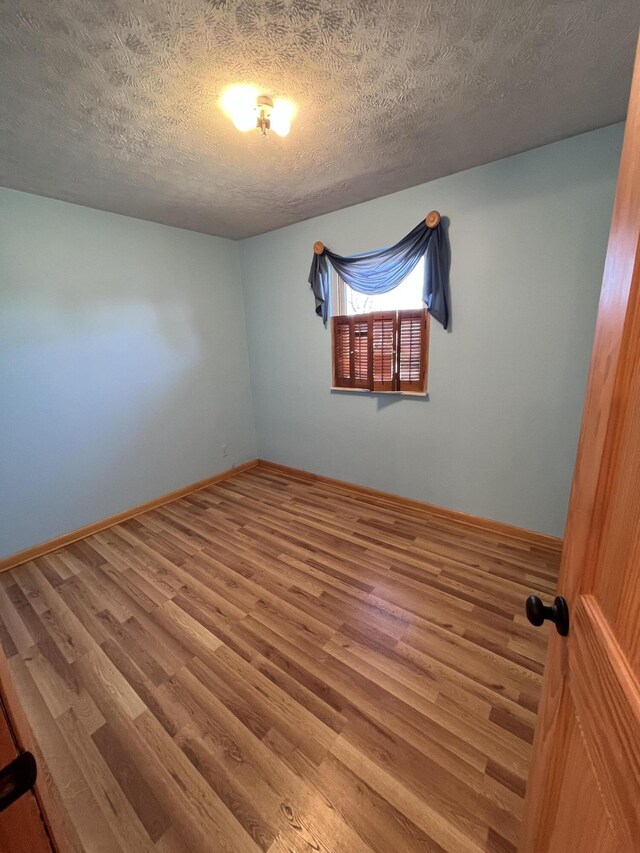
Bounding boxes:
[73,648,147,720]
[92,721,170,843]
[7,656,122,853]
[175,725,278,851]
[332,735,484,852]
[276,739,444,853]
[0,583,35,654]
[100,638,180,737]
[0,466,559,851]
[56,709,156,852]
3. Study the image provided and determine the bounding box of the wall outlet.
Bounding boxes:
[222,444,228,457]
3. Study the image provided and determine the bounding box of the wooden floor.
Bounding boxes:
[0,465,559,852]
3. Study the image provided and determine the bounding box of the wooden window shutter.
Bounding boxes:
[371,312,397,391]
[332,316,353,387]
[332,307,428,394]
[352,315,372,389]
[397,309,428,392]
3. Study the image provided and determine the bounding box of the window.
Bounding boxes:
[331,261,429,395]
[332,258,425,315]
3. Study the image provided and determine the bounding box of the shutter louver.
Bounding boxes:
[398,309,428,392]
[353,315,372,389]
[332,316,353,387]
[372,312,397,391]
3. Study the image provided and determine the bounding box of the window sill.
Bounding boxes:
[330,387,428,397]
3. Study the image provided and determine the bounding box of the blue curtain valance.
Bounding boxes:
[308,215,450,329]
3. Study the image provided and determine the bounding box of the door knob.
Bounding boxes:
[0,752,37,813]
[525,595,569,636]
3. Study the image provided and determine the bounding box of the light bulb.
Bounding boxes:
[220,84,259,132]
[232,111,256,132]
[270,98,295,137]
[270,112,291,137]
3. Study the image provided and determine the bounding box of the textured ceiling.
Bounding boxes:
[0,1,637,239]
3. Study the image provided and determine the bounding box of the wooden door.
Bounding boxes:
[520,35,640,853]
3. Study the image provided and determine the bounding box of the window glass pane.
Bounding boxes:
[342,258,424,315]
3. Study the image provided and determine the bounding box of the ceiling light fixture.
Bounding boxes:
[220,85,295,138]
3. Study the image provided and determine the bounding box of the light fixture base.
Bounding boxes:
[221,86,293,137]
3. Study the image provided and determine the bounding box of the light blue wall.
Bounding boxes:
[0,189,256,559]
[0,125,624,555]
[240,125,624,538]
